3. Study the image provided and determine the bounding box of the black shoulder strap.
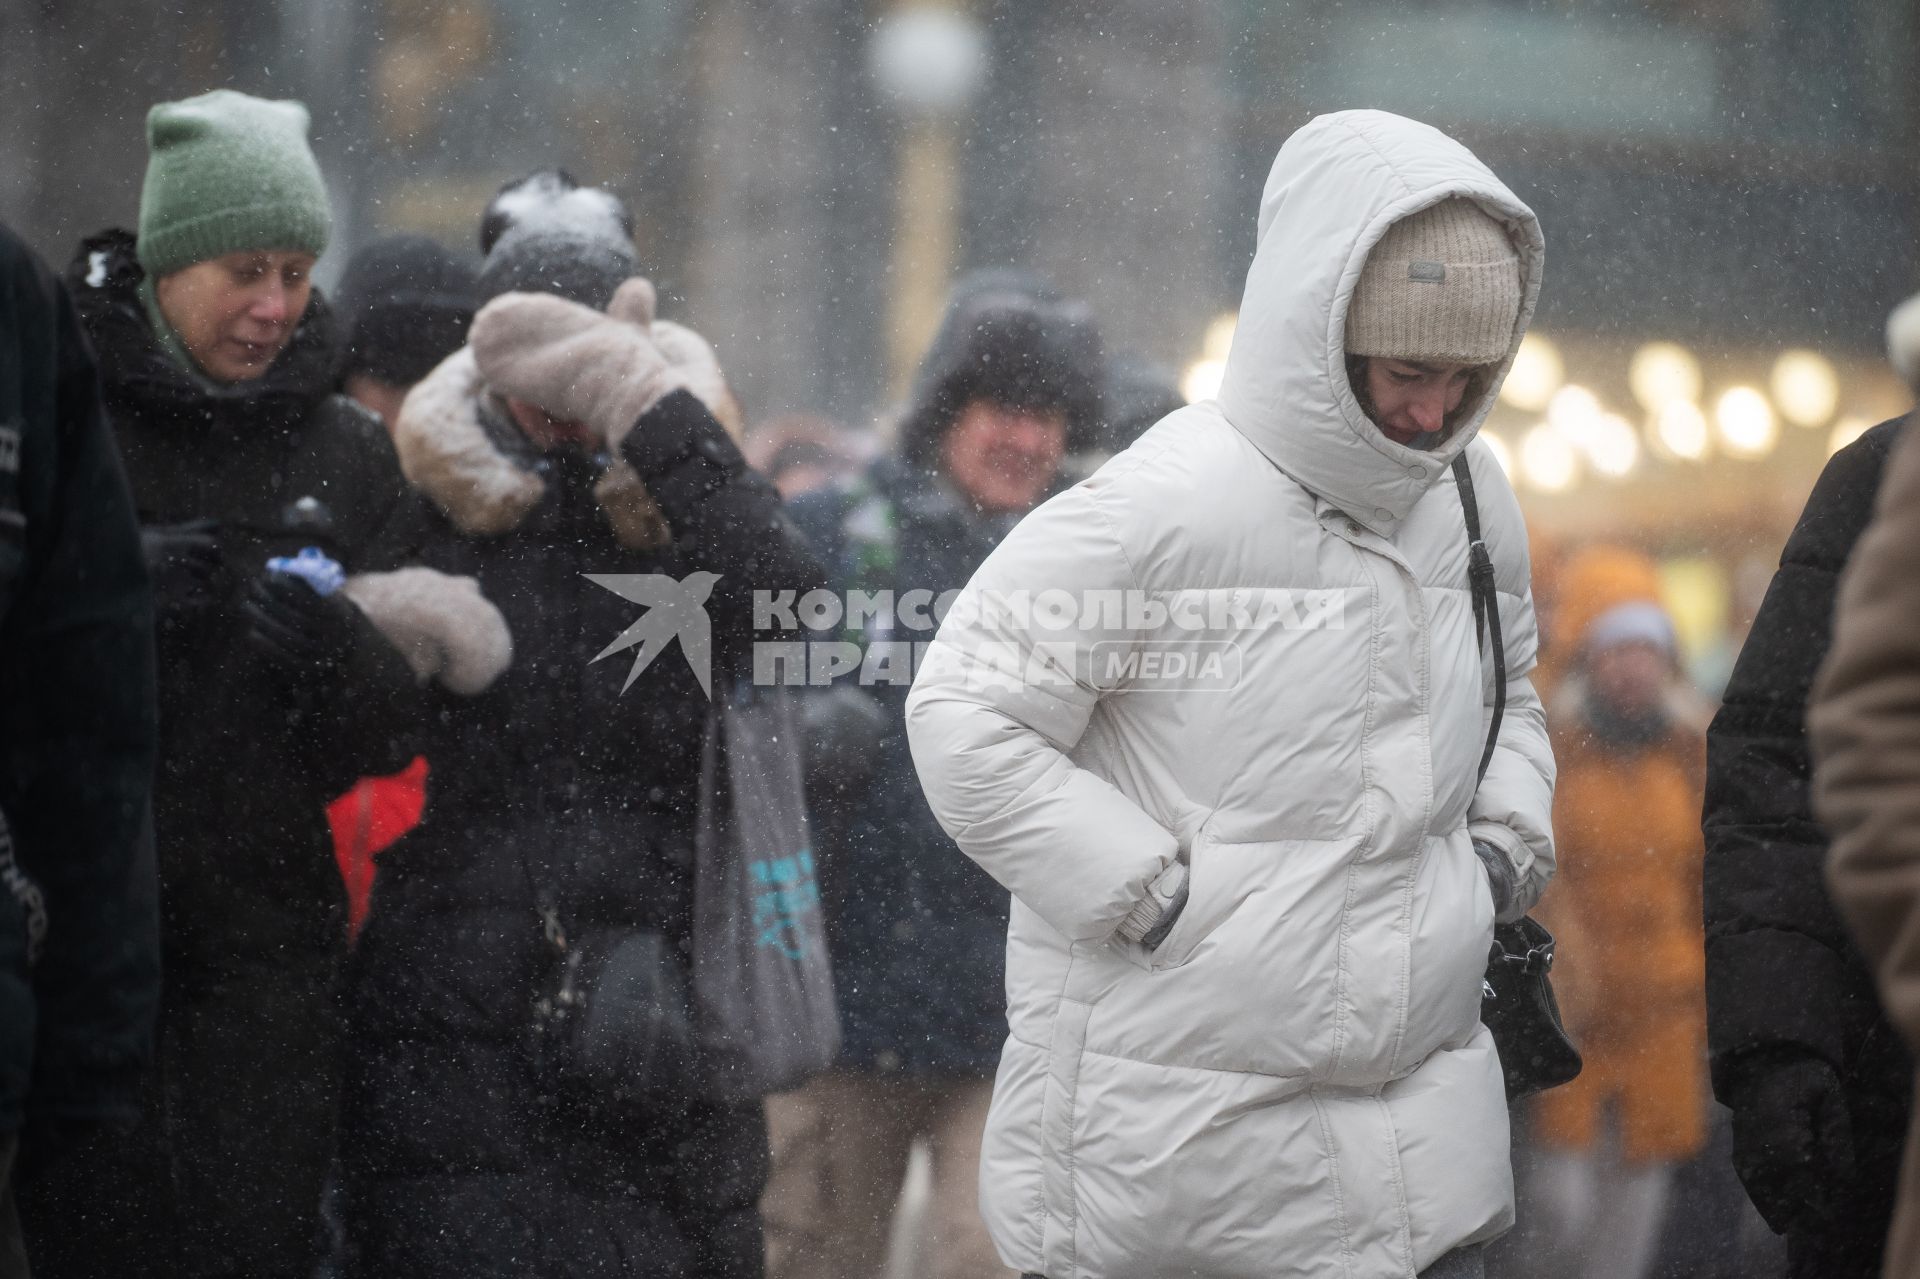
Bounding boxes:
[1453,452,1507,785]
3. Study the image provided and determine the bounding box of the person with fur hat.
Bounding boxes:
[18,90,443,1277]
[761,270,1101,1279]
[332,169,823,1277]
[904,111,1553,1278]
[1523,547,1706,1279]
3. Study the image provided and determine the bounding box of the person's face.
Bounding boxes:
[342,372,410,435]
[942,401,1067,514]
[153,248,316,382]
[1587,640,1669,717]
[505,396,599,453]
[1356,357,1483,447]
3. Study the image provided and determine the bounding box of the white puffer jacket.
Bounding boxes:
[904,110,1555,1279]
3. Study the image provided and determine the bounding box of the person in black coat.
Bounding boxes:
[0,221,158,1274]
[17,93,431,1277]
[763,272,1102,1279]
[335,173,823,1278]
[1703,413,1913,1278]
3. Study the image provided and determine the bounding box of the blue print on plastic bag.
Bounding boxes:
[750,849,821,960]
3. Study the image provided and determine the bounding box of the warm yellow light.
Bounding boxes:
[1547,384,1602,436]
[1771,350,1839,427]
[1587,414,1641,477]
[1715,387,1778,459]
[1521,423,1579,493]
[1629,342,1702,411]
[1182,358,1225,404]
[1500,333,1564,413]
[1203,312,1238,361]
[1828,415,1873,457]
[1653,400,1710,461]
[1480,432,1514,480]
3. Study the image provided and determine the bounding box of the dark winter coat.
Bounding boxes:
[338,341,823,1277]
[789,457,1035,1076]
[0,223,157,1143]
[16,229,424,1278]
[1703,415,1911,1276]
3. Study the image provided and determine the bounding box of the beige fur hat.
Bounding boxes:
[1347,198,1521,365]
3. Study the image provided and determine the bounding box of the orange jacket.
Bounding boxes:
[1534,713,1708,1161]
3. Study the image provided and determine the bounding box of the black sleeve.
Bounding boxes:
[302,431,445,798]
[3,258,160,1126]
[1704,419,1904,1095]
[616,389,828,668]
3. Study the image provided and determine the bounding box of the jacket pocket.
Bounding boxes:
[1145,820,1229,971]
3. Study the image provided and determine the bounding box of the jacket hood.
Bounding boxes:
[67,228,341,433]
[1216,111,1544,536]
[898,269,1104,467]
[392,345,670,550]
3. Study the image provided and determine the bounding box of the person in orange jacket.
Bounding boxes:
[1526,546,1708,1279]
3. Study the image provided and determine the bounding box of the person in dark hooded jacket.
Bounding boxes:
[762,272,1101,1279]
[17,91,431,1278]
[0,220,158,1277]
[334,171,822,1279]
[1703,411,1911,1278]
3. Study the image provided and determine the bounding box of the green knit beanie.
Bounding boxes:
[137,89,332,281]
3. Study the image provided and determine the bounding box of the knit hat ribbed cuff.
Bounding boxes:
[138,201,332,281]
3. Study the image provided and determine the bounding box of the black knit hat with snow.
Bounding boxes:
[899,268,1105,467]
[475,169,639,312]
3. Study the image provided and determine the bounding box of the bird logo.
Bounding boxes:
[584,571,721,697]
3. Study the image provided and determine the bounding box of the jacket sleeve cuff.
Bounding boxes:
[1116,862,1190,946]
[616,388,746,492]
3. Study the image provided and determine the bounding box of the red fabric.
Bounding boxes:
[327,756,429,938]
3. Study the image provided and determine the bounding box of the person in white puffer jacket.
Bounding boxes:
[903,109,1556,1279]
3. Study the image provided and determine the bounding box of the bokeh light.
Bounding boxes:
[1629,342,1703,412]
[1715,387,1778,458]
[1771,349,1839,428]
[1499,333,1564,413]
[1521,423,1579,493]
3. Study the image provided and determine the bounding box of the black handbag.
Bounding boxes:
[1453,453,1583,1102]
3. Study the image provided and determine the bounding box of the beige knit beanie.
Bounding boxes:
[1347,198,1520,365]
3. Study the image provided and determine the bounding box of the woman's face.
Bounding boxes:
[153,248,316,382]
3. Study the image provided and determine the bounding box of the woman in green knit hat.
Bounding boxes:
[16,89,438,1278]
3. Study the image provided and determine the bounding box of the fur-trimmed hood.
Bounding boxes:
[392,345,670,549]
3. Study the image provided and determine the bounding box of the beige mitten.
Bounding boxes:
[607,278,741,443]
[470,282,678,440]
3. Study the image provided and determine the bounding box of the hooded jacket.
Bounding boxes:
[904,111,1553,1278]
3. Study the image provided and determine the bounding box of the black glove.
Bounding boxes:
[1727,1051,1855,1235]
[141,519,224,623]
[242,572,368,675]
[1472,839,1519,919]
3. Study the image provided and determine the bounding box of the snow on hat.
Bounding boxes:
[475,170,639,312]
[137,89,332,280]
[335,234,479,386]
[1347,198,1521,366]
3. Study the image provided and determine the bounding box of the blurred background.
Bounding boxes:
[2,0,1915,681]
